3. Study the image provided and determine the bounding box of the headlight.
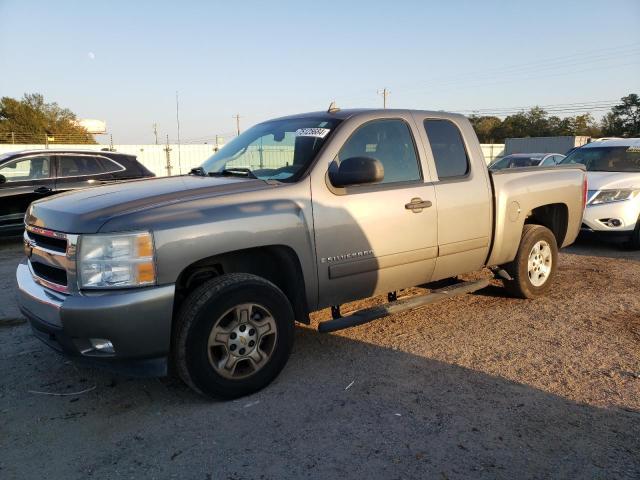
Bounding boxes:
[589,189,640,205]
[79,231,156,288]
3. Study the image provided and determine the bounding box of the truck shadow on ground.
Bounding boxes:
[2,323,638,479]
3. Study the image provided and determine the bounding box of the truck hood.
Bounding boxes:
[26,175,271,233]
[586,171,640,191]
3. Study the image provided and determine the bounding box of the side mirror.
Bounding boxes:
[329,157,384,188]
[0,174,6,185]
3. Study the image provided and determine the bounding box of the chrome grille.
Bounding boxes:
[24,226,78,294]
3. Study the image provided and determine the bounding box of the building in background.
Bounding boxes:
[75,119,108,134]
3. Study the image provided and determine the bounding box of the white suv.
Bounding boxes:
[560,138,640,248]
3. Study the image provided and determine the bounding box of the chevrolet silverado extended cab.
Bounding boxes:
[17,109,587,399]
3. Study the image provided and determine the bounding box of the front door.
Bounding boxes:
[0,154,55,232]
[311,115,438,308]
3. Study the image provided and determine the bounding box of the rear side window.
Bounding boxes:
[57,155,122,177]
[423,120,469,179]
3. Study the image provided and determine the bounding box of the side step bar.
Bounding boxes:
[317,279,490,333]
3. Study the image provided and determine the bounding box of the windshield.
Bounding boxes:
[201,117,341,181]
[560,146,640,172]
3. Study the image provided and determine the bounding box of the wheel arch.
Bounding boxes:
[173,245,310,325]
[525,203,569,247]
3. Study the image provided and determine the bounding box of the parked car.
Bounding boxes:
[559,138,640,248]
[488,153,565,170]
[16,109,586,399]
[0,149,154,234]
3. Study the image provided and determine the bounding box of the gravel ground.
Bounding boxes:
[0,236,638,480]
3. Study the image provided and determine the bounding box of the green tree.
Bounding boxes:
[468,115,502,143]
[0,93,96,144]
[601,93,640,137]
[469,107,603,142]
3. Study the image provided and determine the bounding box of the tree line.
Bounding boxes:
[0,93,96,144]
[1,92,638,146]
[469,93,640,143]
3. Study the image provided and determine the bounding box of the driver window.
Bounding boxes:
[337,119,421,184]
[0,156,51,182]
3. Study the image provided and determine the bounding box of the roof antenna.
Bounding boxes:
[327,100,340,113]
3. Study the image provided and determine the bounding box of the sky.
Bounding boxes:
[1,0,639,144]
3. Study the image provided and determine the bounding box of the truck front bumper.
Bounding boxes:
[16,261,175,377]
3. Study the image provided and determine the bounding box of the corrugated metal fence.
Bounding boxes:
[0,143,505,176]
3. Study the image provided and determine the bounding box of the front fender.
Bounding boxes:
[99,180,318,309]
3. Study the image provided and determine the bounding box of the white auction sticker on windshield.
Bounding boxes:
[295,128,330,138]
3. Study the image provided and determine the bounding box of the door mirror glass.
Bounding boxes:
[329,156,384,187]
[0,174,6,184]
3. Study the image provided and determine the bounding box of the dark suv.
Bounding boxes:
[0,149,154,234]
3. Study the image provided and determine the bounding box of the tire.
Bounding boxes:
[173,273,295,399]
[502,224,558,299]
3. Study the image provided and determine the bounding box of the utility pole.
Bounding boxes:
[164,134,173,176]
[153,123,158,145]
[377,88,390,109]
[233,114,241,136]
[175,91,182,174]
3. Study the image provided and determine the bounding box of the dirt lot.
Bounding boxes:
[0,236,638,480]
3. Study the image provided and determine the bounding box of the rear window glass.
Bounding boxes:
[423,120,469,179]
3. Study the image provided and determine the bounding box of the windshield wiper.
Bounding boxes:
[189,167,206,176]
[209,168,258,179]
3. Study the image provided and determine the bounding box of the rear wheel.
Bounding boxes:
[502,224,558,299]
[174,273,294,399]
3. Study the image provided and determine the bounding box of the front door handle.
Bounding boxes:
[33,186,52,194]
[405,198,432,213]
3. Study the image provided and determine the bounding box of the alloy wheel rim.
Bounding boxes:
[207,303,277,379]
[527,240,552,287]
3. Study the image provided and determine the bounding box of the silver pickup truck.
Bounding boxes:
[17,108,587,398]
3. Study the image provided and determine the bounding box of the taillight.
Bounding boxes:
[582,174,588,210]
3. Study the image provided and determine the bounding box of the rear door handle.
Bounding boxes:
[405,198,432,213]
[33,186,52,194]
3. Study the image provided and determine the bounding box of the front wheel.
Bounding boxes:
[174,273,295,399]
[502,224,558,299]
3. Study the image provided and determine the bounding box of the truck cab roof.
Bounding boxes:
[268,108,468,123]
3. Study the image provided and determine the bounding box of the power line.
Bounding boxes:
[338,41,640,104]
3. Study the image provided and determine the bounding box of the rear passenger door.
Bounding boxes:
[413,115,492,281]
[54,154,123,193]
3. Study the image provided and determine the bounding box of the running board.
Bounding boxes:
[317,279,490,333]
